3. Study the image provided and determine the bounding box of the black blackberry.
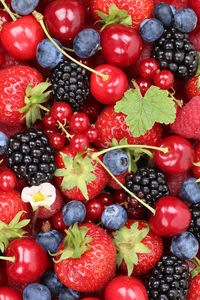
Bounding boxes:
[51,60,90,112]
[188,202,200,240]
[152,27,198,80]
[6,129,56,186]
[125,167,169,207]
[147,255,190,299]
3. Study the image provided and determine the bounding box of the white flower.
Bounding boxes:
[21,182,56,210]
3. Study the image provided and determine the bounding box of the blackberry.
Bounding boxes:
[125,167,169,207]
[6,129,56,186]
[188,202,200,240]
[51,60,90,112]
[152,27,198,80]
[147,255,190,299]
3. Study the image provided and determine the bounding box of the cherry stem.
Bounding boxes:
[0,0,17,21]
[95,157,156,215]
[32,11,109,81]
[0,256,15,263]
[57,120,73,140]
[63,47,74,52]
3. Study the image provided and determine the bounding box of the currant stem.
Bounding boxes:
[0,256,15,263]
[57,120,73,140]
[95,157,156,215]
[32,11,109,81]
[0,0,17,21]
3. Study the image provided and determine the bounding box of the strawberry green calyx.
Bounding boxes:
[19,81,51,127]
[113,222,151,276]
[52,223,93,263]
[191,257,200,278]
[96,4,132,31]
[0,211,30,253]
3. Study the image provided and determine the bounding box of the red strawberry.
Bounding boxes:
[171,96,200,139]
[90,0,154,30]
[54,223,116,292]
[95,105,162,149]
[187,274,200,300]
[154,0,188,9]
[113,220,163,276]
[55,146,109,201]
[185,75,200,100]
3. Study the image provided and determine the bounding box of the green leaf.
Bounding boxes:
[197,77,200,91]
[134,243,151,254]
[193,162,200,167]
[115,85,176,138]
[196,52,200,76]
[135,225,150,243]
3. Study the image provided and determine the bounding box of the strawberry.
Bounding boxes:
[54,146,109,201]
[0,44,27,69]
[187,274,200,300]
[154,0,188,9]
[54,223,116,292]
[90,0,154,30]
[113,220,163,276]
[185,75,200,100]
[95,105,162,149]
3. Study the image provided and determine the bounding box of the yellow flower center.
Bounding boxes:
[33,192,45,202]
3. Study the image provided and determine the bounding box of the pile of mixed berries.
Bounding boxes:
[0,0,200,299]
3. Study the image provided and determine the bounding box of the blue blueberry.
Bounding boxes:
[140,18,164,42]
[36,230,62,254]
[37,38,64,69]
[73,28,100,58]
[11,0,39,15]
[174,8,197,33]
[153,2,174,28]
[0,132,8,155]
[59,287,80,300]
[171,231,199,260]
[170,5,176,16]
[23,283,51,300]
[62,200,86,226]
[103,149,129,175]
[41,271,64,296]
[101,204,127,230]
[179,178,200,204]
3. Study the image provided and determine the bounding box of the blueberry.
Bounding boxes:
[11,0,39,15]
[101,204,127,230]
[41,271,64,296]
[140,18,164,42]
[170,5,176,16]
[174,8,197,33]
[59,287,80,300]
[37,39,64,69]
[179,178,200,204]
[171,231,199,260]
[62,200,86,226]
[103,149,129,175]
[153,2,174,27]
[0,132,8,155]
[36,230,62,254]
[73,28,100,58]
[23,283,51,300]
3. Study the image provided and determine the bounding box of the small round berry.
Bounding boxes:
[51,102,72,124]
[153,2,174,28]
[81,98,102,122]
[179,178,200,204]
[49,133,65,149]
[36,230,63,254]
[51,210,67,231]
[69,113,90,133]
[174,8,198,33]
[113,190,127,204]
[138,58,160,80]
[23,283,51,300]
[43,114,57,129]
[70,134,89,152]
[103,150,129,175]
[136,78,152,96]
[140,18,164,42]
[0,170,17,191]
[97,193,113,207]
[86,198,104,220]
[73,28,100,58]
[101,204,127,230]
[85,127,98,143]
[154,70,174,90]
[11,0,39,15]
[0,131,8,155]
[62,200,86,226]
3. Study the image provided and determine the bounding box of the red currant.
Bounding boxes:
[136,78,152,96]
[85,127,98,143]
[49,132,65,149]
[113,190,127,204]
[43,128,60,138]
[0,170,17,192]
[0,10,12,26]
[86,198,104,220]
[51,210,68,231]
[69,113,89,133]
[70,134,89,152]
[81,98,102,122]
[51,102,72,123]
[154,70,174,90]
[138,58,160,80]
[43,113,57,129]
[97,193,114,207]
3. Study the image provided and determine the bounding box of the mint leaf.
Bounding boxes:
[115,85,176,138]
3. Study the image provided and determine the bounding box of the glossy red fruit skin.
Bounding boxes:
[81,98,102,122]
[44,0,85,42]
[154,136,194,174]
[0,16,44,60]
[154,70,174,90]
[86,198,104,220]
[6,238,48,283]
[105,276,148,300]
[101,24,143,68]
[136,78,152,96]
[138,58,159,79]
[43,114,57,129]
[0,171,17,191]
[0,287,22,300]
[51,210,68,231]
[0,10,12,26]
[149,196,191,237]
[69,113,89,133]
[70,134,89,152]
[97,193,113,206]
[192,142,200,178]
[90,65,128,104]
[49,133,65,149]
[85,127,98,143]
[51,102,72,124]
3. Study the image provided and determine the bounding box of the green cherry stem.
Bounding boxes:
[63,47,74,52]
[0,256,15,263]
[32,11,109,81]
[0,0,17,21]
[95,157,156,215]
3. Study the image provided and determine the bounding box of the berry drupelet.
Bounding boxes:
[6,129,56,186]
[51,60,90,112]
[188,202,200,240]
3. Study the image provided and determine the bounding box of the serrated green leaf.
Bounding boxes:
[135,225,150,243]
[134,243,151,254]
[30,81,51,96]
[115,85,176,138]
[9,211,26,227]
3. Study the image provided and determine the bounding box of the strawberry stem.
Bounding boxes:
[0,256,15,263]
[0,0,16,21]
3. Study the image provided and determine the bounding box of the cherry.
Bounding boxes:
[0,287,22,300]
[69,112,90,133]
[51,210,68,231]
[97,193,113,207]
[113,190,127,204]
[49,132,65,149]
[138,58,160,80]
[149,196,191,237]
[70,134,89,152]
[0,170,17,191]
[81,97,102,122]
[43,114,57,129]
[154,135,195,174]
[51,102,72,124]
[101,24,143,68]
[136,78,152,96]
[86,198,104,220]
[90,64,128,104]
[154,70,175,90]
[44,0,86,42]
[0,9,12,26]
[85,126,98,143]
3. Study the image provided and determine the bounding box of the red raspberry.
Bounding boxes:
[167,172,191,197]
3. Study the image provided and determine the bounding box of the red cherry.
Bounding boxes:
[154,135,195,174]
[113,190,127,204]
[0,16,44,60]
[51,210,68,231]
[85,126,98,143]
[136,78,152,96]
[51,102,72,124]
[81,97,102,122]
[0,287,22,300]
[90,64,128,104]
[138,58,160,80]
[44,0,86,42]
[69,112,89,133]
[85,198,104,220]
[101,24,143,68]
[5,238,48,283]
[149,196,191,237]
[97,193,113,207]
[0,10,12,26]
[154,70,174,90]
[43,114,57,129]
[0,170,17,191]
[49,132,65,149]
[70,134,89,152]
